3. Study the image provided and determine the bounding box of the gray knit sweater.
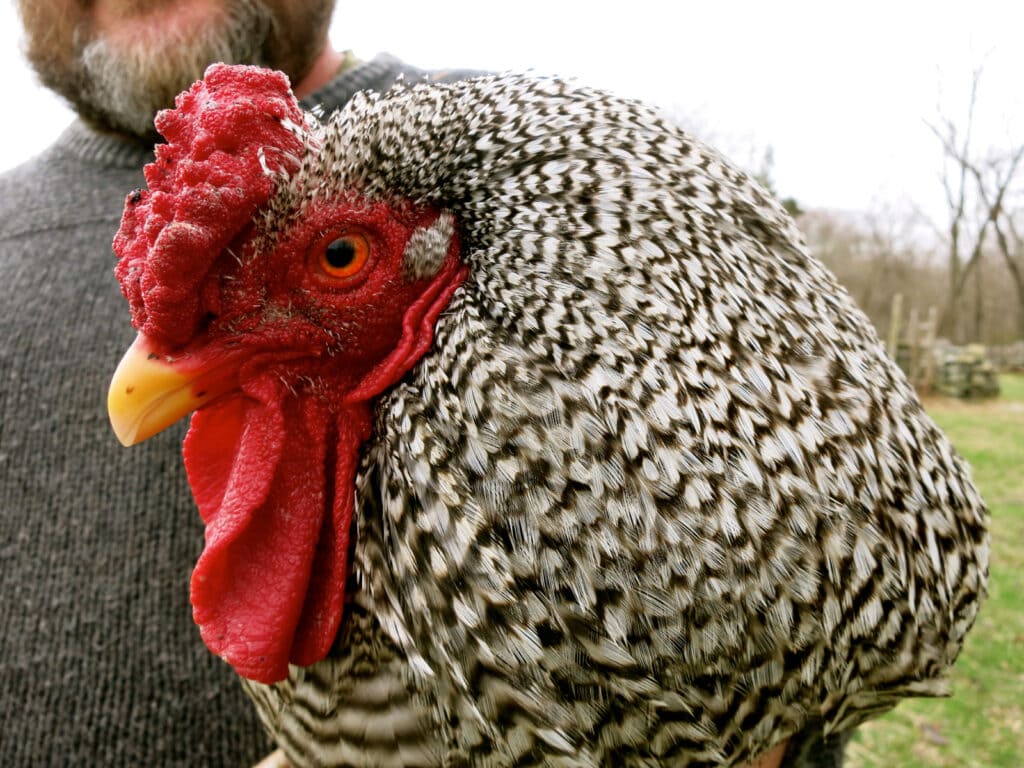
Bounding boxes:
[0,54,475,768]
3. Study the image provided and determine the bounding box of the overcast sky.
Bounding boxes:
[2,1,1021,224]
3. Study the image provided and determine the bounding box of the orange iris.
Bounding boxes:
[317,233,371,279]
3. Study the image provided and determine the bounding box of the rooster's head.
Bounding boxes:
[107,64,465,683]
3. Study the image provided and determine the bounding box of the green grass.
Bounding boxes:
[847,373,1024,768]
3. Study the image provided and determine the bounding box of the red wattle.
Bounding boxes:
[289,408,372,667]
[183,373,366,683]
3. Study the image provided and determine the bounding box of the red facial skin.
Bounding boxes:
[113,64,466,683]
[182,199,464,683]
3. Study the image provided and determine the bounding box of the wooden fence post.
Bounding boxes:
[888,293,903,358]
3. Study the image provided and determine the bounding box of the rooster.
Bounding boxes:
[108,64,988,768]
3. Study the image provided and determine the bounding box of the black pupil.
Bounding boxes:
[325,238,356,270]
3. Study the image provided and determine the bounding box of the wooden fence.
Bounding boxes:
[887,293,1001,398]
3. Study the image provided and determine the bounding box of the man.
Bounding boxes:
[0,2,478,765]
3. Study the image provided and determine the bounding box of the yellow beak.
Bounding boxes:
[108,334,225,447]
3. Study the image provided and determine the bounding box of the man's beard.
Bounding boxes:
[77,1,273,137]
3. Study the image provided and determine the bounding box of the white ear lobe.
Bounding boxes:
[403,212,456,281]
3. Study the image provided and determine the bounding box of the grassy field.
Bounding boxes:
[847,373,1024,767]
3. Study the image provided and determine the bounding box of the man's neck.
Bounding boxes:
[293,43,347,98]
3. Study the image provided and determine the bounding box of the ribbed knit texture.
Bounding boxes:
[0,53,475,768]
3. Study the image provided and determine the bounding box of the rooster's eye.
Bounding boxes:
[316,233,371,280]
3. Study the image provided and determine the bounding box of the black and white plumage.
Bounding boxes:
[148,71,991,767]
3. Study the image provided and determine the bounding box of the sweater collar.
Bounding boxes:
[300,52,418,114]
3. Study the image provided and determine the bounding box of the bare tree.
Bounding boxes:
[927,68,1024,342]
[973,163,1024,338]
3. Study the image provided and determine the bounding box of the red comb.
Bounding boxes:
[113,64,305,346]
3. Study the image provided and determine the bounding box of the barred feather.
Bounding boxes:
[243,73,988,768]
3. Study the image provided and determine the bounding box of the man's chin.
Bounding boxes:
[47,0,273,138]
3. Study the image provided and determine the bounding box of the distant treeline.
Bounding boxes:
[800,207,1022,346]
